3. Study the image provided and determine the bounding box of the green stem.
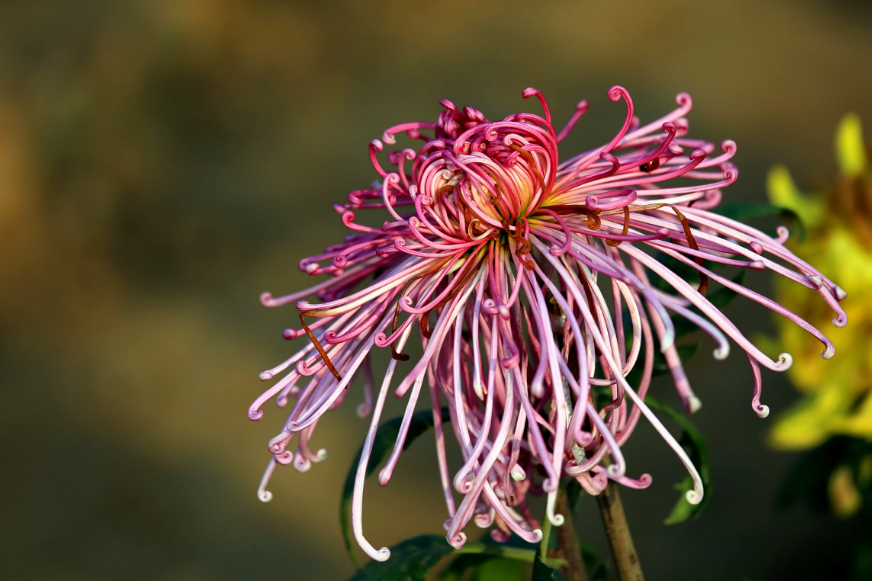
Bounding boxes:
[539,511,553,560]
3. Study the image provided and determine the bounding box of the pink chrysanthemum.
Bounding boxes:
[250,87,845,559]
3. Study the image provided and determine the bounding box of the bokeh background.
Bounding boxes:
[4,1,872,579]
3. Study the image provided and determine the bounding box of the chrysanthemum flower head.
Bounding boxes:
[250,87,844,559]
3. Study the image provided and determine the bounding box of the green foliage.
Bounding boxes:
[348,533,554,581]
[439,553,497,581]
[645,396,712,524]
[349,535,456,581]
[472,558,527,581]
[439,535,540,581]
[341,408,450,568]
[531,544,557,581]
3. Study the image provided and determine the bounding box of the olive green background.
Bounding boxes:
[3,1,872,579]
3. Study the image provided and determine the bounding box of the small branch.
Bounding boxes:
[555,491,589,581]
[596,481,644,581]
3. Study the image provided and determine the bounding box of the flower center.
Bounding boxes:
[413,101,558,240]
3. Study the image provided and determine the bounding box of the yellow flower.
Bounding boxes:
[769,114,872,450]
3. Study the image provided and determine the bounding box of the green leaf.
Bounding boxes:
[349,535,455,581]
[439,534,552,580]
[439,554,496,581]
[713,202,806,242]
[531,545,557,581]
[473,558,526,581]
[341,408,450,568]
[645,396,712,524]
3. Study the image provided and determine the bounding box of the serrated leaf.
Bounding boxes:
[348,535,454,581]
[645,396,712,524]
[714,202,805,242]
[341,408,450,568]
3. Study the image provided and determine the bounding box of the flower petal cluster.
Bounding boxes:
[250,87,844,558]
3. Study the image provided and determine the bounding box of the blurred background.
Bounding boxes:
[4,0,872,579]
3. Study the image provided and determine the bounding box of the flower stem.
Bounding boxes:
[539,511,552,560]
[596,480,644,581]
[555,491,589,581]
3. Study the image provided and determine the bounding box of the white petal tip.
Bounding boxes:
[776,353,793,371]
[686,396,703,414]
